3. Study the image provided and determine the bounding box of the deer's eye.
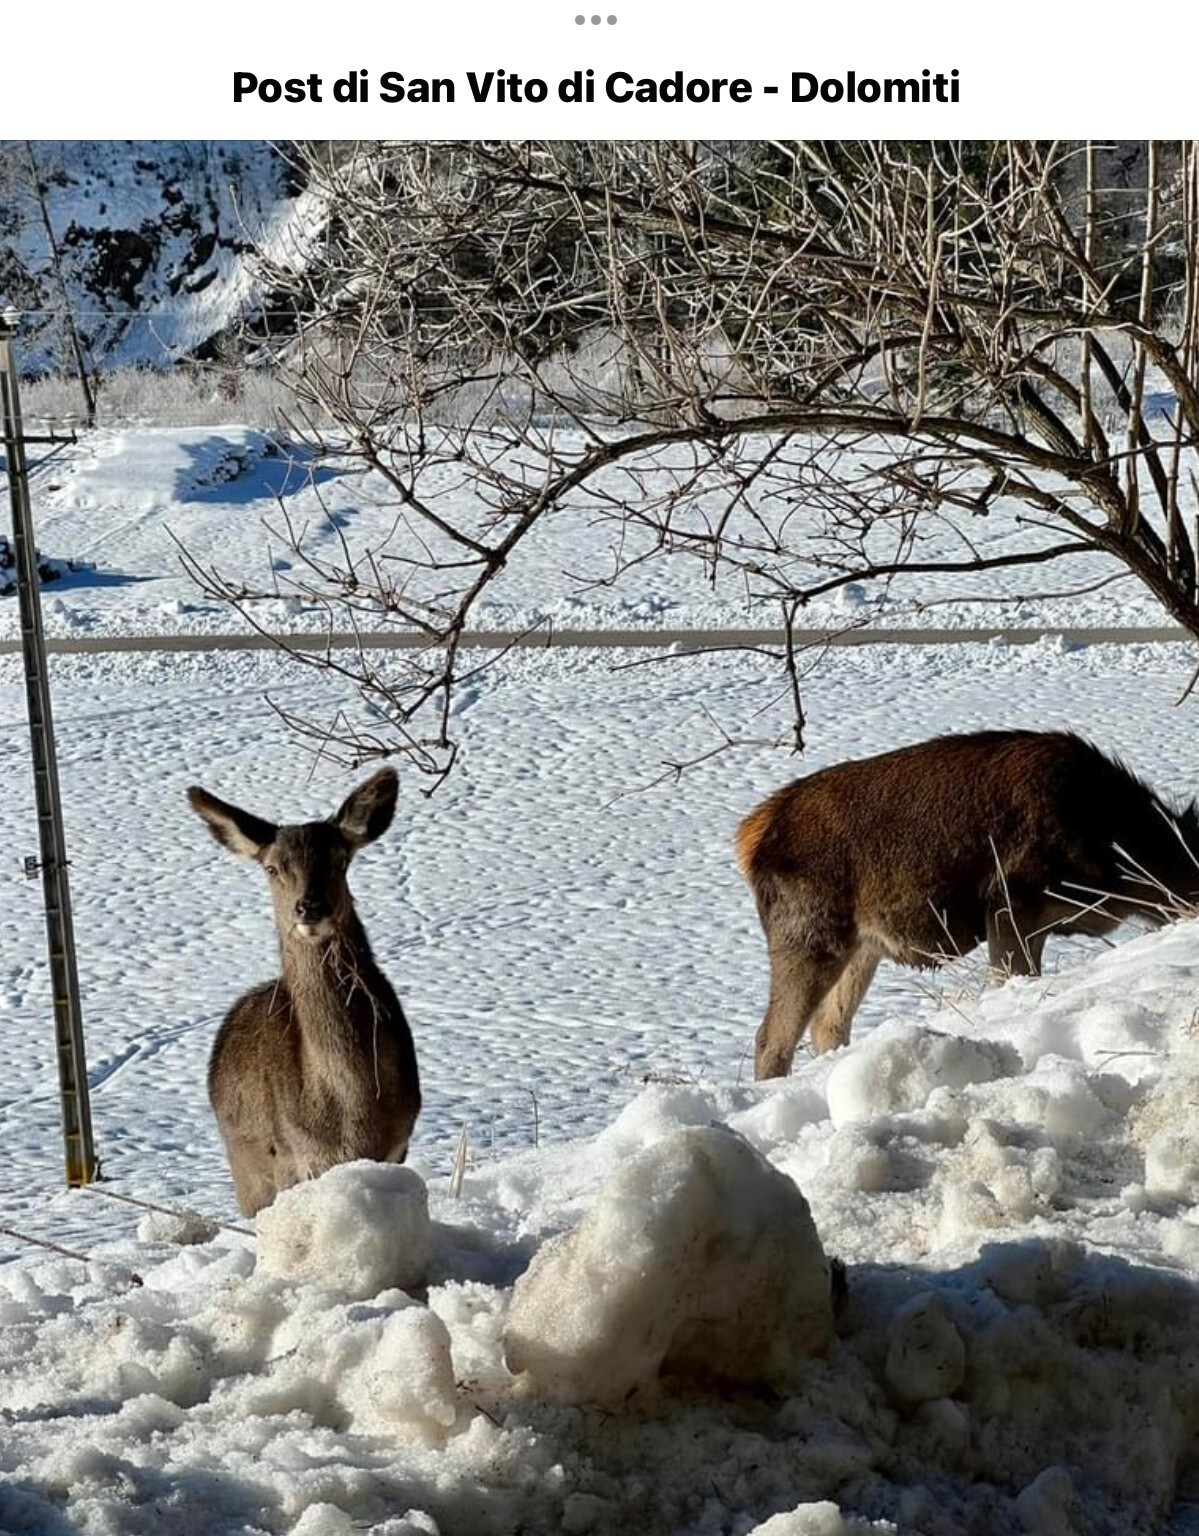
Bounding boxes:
[264,863,279,879]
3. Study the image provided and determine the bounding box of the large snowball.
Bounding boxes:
[503,1124,832,1405]
[256,1161,431,1298]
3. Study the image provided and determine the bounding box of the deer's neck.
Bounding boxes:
[280,919,389,1042]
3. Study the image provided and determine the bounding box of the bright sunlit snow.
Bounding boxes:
[5,425,1199,1535]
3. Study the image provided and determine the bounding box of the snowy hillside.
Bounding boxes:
[0,142,301,371]
[5,421,1199,1533]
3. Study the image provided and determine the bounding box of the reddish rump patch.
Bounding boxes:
[735,801,775,877]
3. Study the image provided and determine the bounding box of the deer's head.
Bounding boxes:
[188,769,398,942]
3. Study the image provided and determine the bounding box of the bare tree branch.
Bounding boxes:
[179,140,1199,782]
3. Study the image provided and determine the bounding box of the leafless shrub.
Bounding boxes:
[18,362,301,430]
[184,140,1199,785]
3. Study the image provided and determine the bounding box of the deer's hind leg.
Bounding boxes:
[809,943,881,1053]
[223,1133,287,1218]
[754,946,852,1080]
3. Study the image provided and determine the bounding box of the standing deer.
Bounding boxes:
[187,768,420,1215]
[737,730,1199,1079]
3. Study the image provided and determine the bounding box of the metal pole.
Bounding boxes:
[0,307,97,1187]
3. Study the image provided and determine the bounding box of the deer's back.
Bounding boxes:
[737,731,1179,959]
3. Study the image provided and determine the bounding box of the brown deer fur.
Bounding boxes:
[187,769,420,1215]
[738,731,1199,1079]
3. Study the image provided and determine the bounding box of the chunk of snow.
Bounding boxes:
[730,1081,829,1152]
[291,1507,355,1536]
[292,1509,439,1536]
[959,1120,1062,1219]
[909,1396,971,1465]
[375,1518,441,1536]
[337,1302,458,1439]
[823,1125,894,1193]
[967,1058,1112,1149]
[230,1282,456,1442]
[256,1161,431,1298]
[977,1239,1080,1306]
[746,1504,898,1535]
[826,1026,1018,1129]
[503,1124,831,1405]
[595,1083,726,1157]
[136,1207,219,1246]
[884,1291,966,1404]
[938,1179,1007,1245]
[1016,1466,1079,1535]
[1145,1123,1199,1198]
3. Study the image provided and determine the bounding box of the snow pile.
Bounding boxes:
[256,1160,432,1298]
[9,928,1199,1529]
[504,1124,832,1404]
[261,1285,458,1442]
[292,1510,440,1536]
[825,1024,1019,1128]
[1125,1029,1199,1216]
[176,428,284,492]
[882,1291,965,1404]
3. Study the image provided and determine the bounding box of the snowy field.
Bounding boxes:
[6,425,1199,1535]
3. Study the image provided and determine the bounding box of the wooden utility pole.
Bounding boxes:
[0,306,97,1187]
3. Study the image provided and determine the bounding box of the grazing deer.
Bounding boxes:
[737,730,1199,1079]
[188,769,420,1215]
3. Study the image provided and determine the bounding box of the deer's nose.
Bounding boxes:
[295,896,328,921]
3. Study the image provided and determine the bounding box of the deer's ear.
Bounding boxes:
[188,787,278,860]
[334,768,398,849]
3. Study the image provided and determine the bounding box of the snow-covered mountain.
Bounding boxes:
[0,141,303,372]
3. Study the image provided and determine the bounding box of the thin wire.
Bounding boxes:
[9,309,307,320]
[0,1222,144,1285]
[7,306,458,321]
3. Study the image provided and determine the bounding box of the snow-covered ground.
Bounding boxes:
[1,425,1187,644]
[5,425,1199,1534]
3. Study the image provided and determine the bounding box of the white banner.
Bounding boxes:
[3,0,1189,136]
